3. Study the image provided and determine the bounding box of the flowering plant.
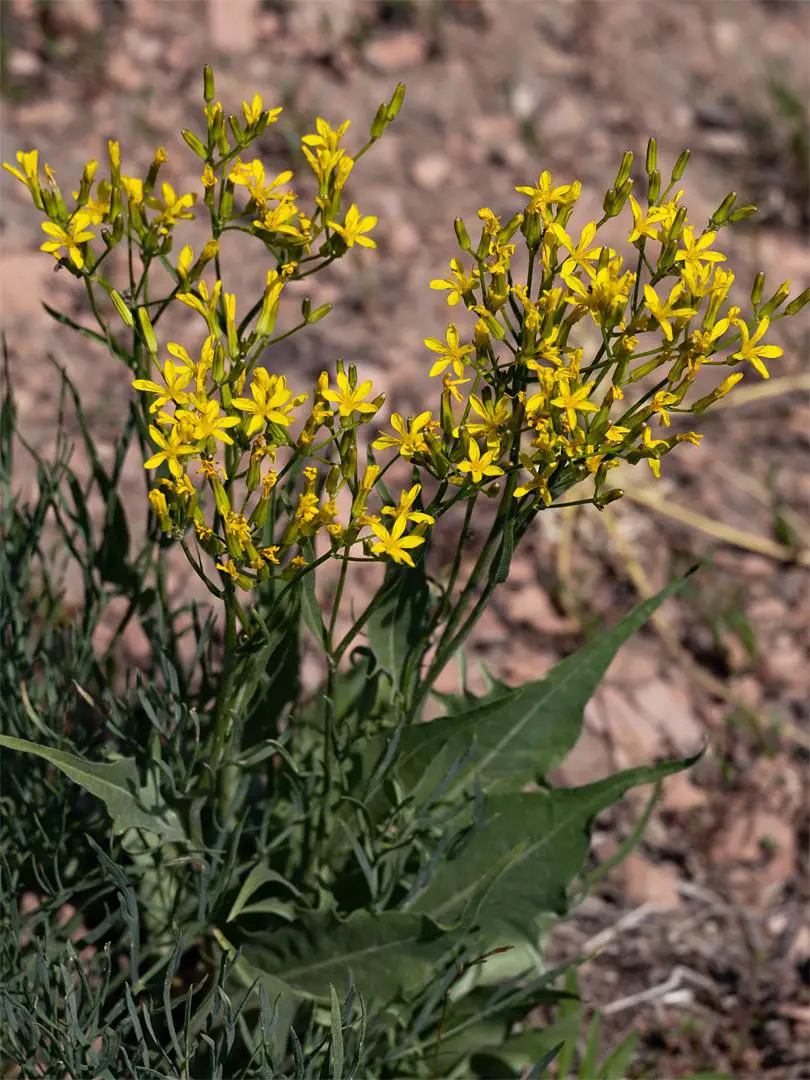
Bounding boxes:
[2,66,806,1076]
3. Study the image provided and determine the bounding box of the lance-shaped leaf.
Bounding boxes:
[410,755,699,940]
[0,735,186,842]
[368,562,430,694]
[234,909,461,1001]
[387,574,694,801]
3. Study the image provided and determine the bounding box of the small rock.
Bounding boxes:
[364,32,427,74]
[503,583,577,635]
[660,770,708,813]
[730,673,764,711]
[633,679,704,756]
[623,854,681,910]
[45,0,101,34]
[7,50,42,79]
[555,727,612,786]
[710,808,796,892]
[411,153,451,191]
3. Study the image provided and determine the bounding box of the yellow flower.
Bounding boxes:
[643,282,697,342]
[627,195,665,244]
[731,316,782,380]
[425,324,474,378]
[302,117,351,155]
[443,374,470,402]
[464,394,511,445]
[369,516,425,568]
[178,401,240,445]
[513,452,552,504]
[650,390,680,427]
[3,149,42,207]
[457,440,504,484]
[372,411,432,458]
[515,170,581,222]
[322,371,378,419]
[549,220,603,279]
[381,484,435,526]
[241,93,282,127]
[675,227,726,271]
[143,424,199,478]
[565,264,633,323]
[232,370,307,434]
[430,258,479,306]
[550,376,599,430]
[331,204,377,249]
[132,360,192,413]
[146,182,197,232]
[40,211,95,269]
[640,425,668,479]
[229,159,293,206]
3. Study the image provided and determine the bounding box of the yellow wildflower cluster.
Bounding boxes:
[6,70,807,593]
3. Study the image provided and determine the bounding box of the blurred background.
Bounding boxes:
[1,1,808,1074]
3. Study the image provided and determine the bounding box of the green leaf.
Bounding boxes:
[0,735,186,842]
[412,757,699,940]
[389,574,694,801]
[367,563,429,694]
[227,864,305,923]
[234,910,460,1001]
[598,1028,639,1079]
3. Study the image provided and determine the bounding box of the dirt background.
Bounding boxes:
[1,1,809,1075]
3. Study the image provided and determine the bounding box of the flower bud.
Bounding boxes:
[750,271,765,310]
[307,303,331,324]
[691,372,743,413]
[711,191,736,226]
[645,138,657,177]
[203,64,215,104]
[148,489,172,533]
[388,82,406,121]
[647,168,661,203]
[671,149,690,182]
[785,287,810,316]
[210,476,231,518]
[110,289,134,328]
[454,217,473,253]
[728,204,757,223]
[596,488,624,509]
[370,102,389,140]
[615,150,634,189]
[136,307,158,355]
[760,280,791,317]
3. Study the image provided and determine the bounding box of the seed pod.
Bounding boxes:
[671,149,690,182]
[136,307,158,355]
[203,65,215,104]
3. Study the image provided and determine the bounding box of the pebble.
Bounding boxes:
[411,153,451,192]
[364,32,427,74]
[7,50,42,79]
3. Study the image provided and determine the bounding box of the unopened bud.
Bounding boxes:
[785,287,810,316]
[728,204,757,223]
[203,64,215,104]
[711,191,736,226]
[370,102,389,140]
[308,303,332,324]
[615,150,634,189]
[761,280,791,317]
[648,168,661,203]
[110,289,134,328]
[597,488,624,508]
[692,372,744,412]
[671,149,690,182]
[454,217,473,254]
[751,272,765,309]
[645,138,657,177]
[387,82,406,121]
[136,307,158,354]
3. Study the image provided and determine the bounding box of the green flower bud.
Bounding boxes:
[750,272,765,310]
[227,114,245,146]
[308,303,332,324]
[711,191,736,226]
[136,307,158,355]
[616,150,634,189]
[181,129,208,160]
[596,488,624,509]
[110,289,134,328]
[203,64,215,104]
[785,287,810,316]
[370,102,389,140]
[645,138,657,177]
[648,168,661,203]
[671,149,690,182]
[387,82,406,121]
[728,204,757,223]
[454,217,473,253]
[760,280,791,317]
